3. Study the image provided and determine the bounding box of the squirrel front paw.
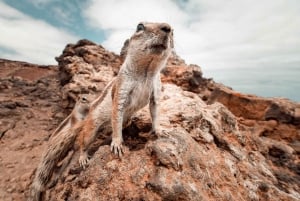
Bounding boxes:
[79,152,90,169]
[110,138,124,157]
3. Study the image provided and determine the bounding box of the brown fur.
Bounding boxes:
[78,22,173,165]
[28,95,90,201]
[51,95,90,138]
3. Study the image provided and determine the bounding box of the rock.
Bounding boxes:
[55,39,122,107]
[208,84,300,126]
[0,40,299,201]
[0,120,15,139]
[0,59,65,201]
[47,85,299,201]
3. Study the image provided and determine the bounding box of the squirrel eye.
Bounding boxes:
[136,23,145,32]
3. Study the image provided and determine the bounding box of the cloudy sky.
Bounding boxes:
[0,0,299,100]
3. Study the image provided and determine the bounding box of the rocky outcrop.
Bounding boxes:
[54,39,122,108]
[0,59,63,201]
[208,85,300,126]
[0,40,299,201]
[48,84,300,201]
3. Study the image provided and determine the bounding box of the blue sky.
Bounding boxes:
[0,0,299,100]
[2,0,105,43]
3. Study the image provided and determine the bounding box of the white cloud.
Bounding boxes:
[1,0,299,70]
[84,0,188,30]
[0,1,78,64]
[83,0,189,54]
[51,6,74,26]
[83,0,300,71]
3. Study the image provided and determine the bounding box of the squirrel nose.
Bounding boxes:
[160,24,171,33]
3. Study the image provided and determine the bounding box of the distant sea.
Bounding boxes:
[205,66,300,102]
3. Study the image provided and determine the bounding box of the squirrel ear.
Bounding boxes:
[120,39,130,61]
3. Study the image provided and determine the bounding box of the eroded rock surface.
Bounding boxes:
[0,59,63,201]
[0,40,299,201]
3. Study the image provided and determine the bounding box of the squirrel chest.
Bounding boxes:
[126,77,153,113]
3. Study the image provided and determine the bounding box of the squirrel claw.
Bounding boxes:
[110,138,124,157]
[79,153,90,169]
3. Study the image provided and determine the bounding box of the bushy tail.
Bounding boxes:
[28,128,78,201]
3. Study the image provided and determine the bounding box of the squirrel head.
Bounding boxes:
[121,22,174,61]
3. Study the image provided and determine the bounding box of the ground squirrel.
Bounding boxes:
[29,22,173,201]
[78,22,173,165]
[51,95,90,137]
[29,95,90,201]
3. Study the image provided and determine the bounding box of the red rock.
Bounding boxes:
[0,40,299,201]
